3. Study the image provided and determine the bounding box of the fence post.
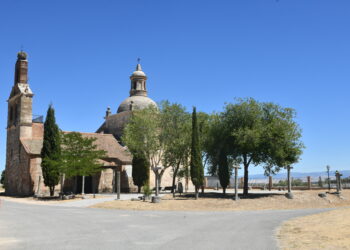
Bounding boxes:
[307,176,311,190]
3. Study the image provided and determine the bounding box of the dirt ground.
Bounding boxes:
[277,207,350,250]
[92,190,350,211]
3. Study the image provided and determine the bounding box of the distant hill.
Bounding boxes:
[247,170,350,180]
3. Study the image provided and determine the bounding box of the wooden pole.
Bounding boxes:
[112,169,116,193]
[116,171,121,200]
[82,176,85,195]
[233,166,240,201]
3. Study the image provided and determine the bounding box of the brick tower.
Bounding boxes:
[5,51,36,195]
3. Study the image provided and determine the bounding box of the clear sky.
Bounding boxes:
[0,0,349,176]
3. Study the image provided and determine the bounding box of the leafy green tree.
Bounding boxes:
[161,101,192,197]
[132,153,150,193]
[222,98,304,196]
[204,114,232,194]
[190,107,204,199]
[60,132,107,194]
[122,106,164,195]
[41,105,61,196]
[123,102,193,196]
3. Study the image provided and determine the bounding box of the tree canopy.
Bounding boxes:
[123,102,193,192]
[60,132,107,178]
[161,101,192,196]
[221,98,304,195]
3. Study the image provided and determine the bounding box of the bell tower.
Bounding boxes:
[7,51,34,138]
[129,60,148,97]
[5,51,34,195]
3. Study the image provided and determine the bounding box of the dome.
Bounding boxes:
[131,70,146,77]
[17,51,27,60]
[117,95,157,113]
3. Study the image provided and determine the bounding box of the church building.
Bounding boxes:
[4,51,171,196]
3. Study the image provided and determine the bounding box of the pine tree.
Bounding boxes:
[218,150,230,195]
[132,153,150,193]
[190,107,204,199]
[41,105,61,196]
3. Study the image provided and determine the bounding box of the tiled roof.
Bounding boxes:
[20,132,132,165]
[79,132,132,164]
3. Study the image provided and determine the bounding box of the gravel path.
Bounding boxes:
[53,194,144,207]
[0,199,329,250]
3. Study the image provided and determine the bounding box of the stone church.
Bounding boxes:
[4,51,174,196]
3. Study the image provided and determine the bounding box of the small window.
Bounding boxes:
[9,107,13,121]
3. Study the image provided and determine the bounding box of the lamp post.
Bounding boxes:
[335,170,343,194]
[154,167,162,197]
[326,165,331,191]
[232,165,241,201]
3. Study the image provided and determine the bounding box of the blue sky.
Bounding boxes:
[0,0,349,176]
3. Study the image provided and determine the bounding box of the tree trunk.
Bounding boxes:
[74,176,78,194]
[138,186,141,193]
[159,170,164,190]
[243,164,249,196]
[223,187,226,195]
[49,186,55,196]
[155,172,159,196]
[60,174,65,200]
[172,163,180,198]
[195,187,199,200]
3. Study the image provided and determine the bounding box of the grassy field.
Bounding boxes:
[92,190,350,211]
[277,207,350,249]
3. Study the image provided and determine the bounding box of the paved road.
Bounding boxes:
[0,200,328,250]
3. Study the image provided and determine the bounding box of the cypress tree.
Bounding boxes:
[132,153,150,193]
[41,105,61,196]
[218,150,230,195]
[0,170,5,189]
[190,107,204,199]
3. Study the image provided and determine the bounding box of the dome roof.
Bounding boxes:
[117,95,157,113]
[131,70,146,77]
[130,63,146,78]
[17,51,27,60]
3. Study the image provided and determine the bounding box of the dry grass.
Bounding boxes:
[92,190,350,211]
[277,207,350,249]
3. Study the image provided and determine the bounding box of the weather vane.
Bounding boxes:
[137,57,141,64]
